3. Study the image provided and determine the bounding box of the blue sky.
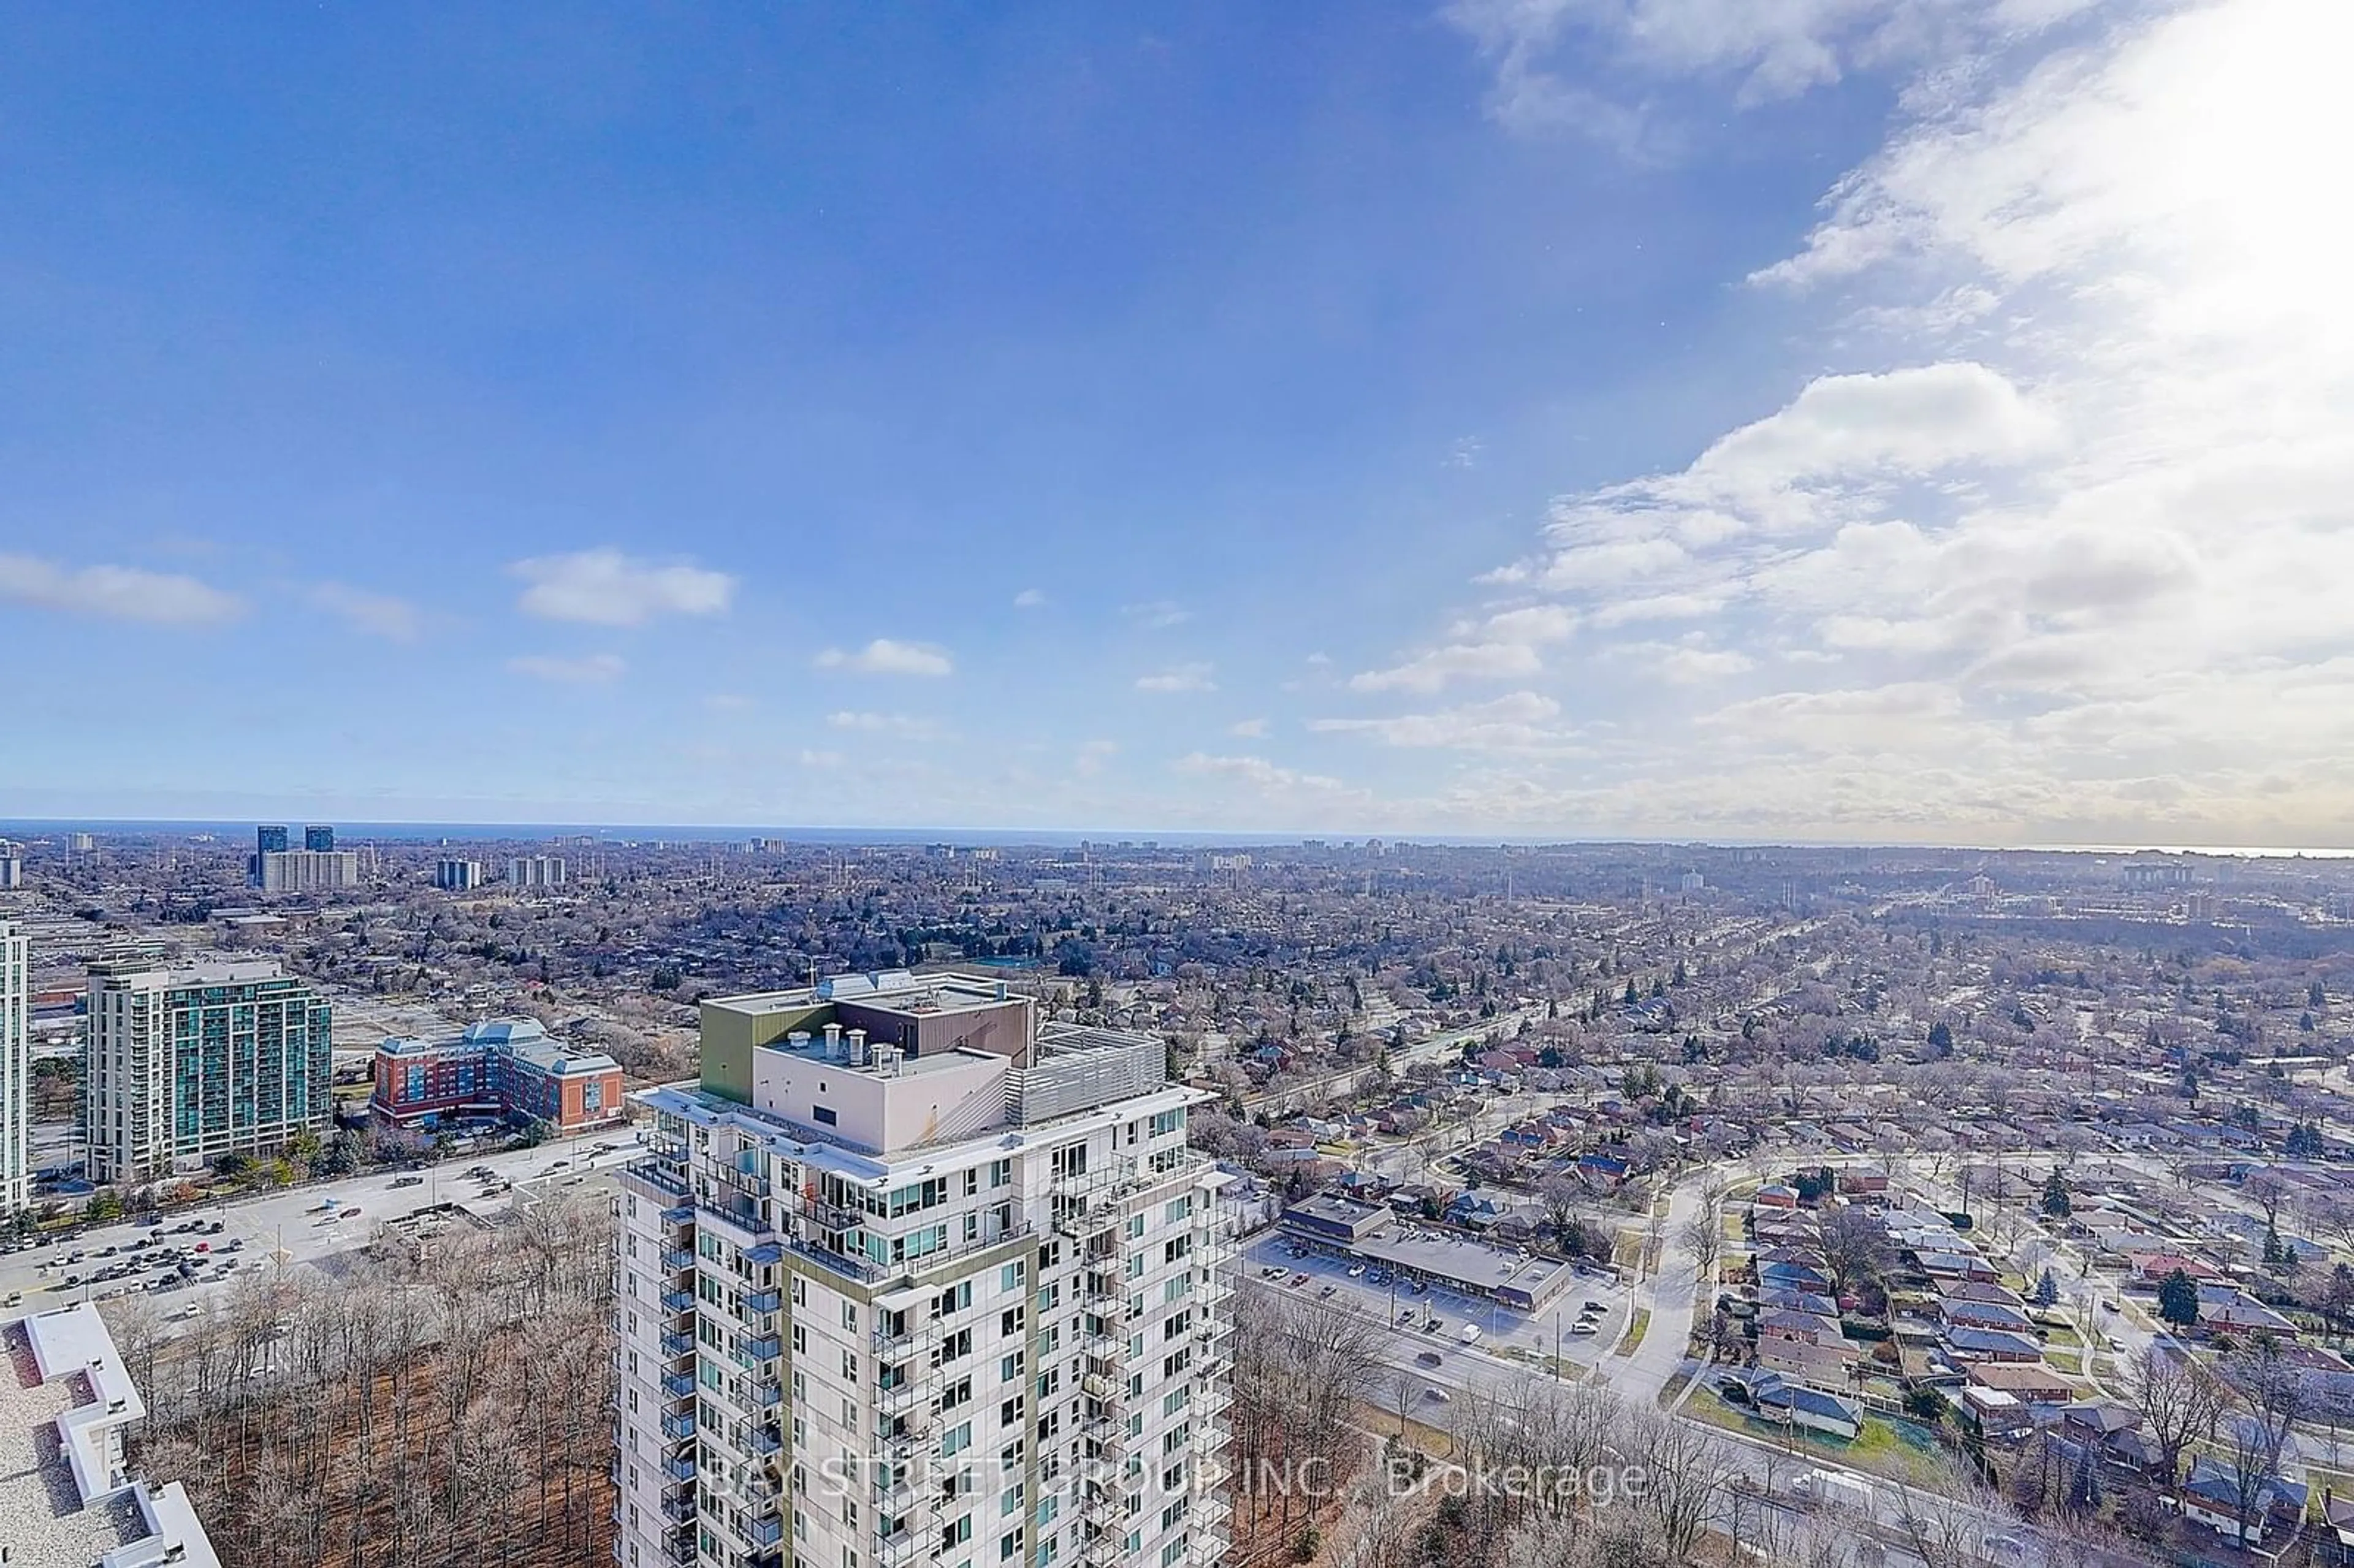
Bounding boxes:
[5,2,2350,844]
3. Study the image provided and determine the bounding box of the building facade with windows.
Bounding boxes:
[83,957,332,1184]
[256,849,360,893]
[612,970,1233,1568]
[435,858,486,891]
[0,921,28,1211]
[369,1018,625,1135]
[509,855,569,889]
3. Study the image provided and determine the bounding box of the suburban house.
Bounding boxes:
[1746,1374,1864,1441]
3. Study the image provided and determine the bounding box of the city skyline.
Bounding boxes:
[3,1,2348,848]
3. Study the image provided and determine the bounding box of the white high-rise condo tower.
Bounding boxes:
[612,970,1235,1568]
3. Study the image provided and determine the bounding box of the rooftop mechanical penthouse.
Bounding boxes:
[612,970,1235,1568]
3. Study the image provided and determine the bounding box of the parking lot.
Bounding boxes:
[1240,1227,1633,1406]
[0,1134,645,1326]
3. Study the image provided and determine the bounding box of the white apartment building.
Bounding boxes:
[612,972,1234,1568]
[0,853,23,889]
[256,848,360,893]
[509,855,569,889]
[83,956,332,1184]
[0,921,28,1211]
[435,858,486,891]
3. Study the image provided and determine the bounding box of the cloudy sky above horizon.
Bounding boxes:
[4,1,2349,845]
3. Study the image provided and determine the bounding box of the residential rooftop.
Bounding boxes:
[2,1305,220,1568]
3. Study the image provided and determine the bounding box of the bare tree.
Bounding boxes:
[2124,1343,2224,1489]
[2219,1341,2306,1545]
[1623,1404,1742,1564]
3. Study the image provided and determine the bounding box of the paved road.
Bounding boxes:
[0,1135,644,1326]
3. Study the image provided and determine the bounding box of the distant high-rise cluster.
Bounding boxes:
[251,821,359,892]
[83,954,332,1184]
[508,854,569,889]
[435,858,486,891]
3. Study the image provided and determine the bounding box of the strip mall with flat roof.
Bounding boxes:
[1280,1193,1576,1311]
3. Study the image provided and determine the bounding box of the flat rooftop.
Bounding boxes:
[708,968,1024,1020]
[1340,1225,1575,1308]
[3,1306,223,1568]
[0,1321,134,1564]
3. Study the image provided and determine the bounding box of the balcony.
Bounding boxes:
[661,1289,696,1314]
[877,1377,926,1416]
[661,1330,696,1358]
[745,1287,782,1314]
[877,1530,920,1567]
[742,1333,782,1362]
[662,1372,698,1399]
[1081,1416,1129,1454]
[746,1515,784,1548]
[787,1231,889,1285]
[698,1201,774,1250]
[662,1247,696,1273]
[661,1412,697,1442]
[621,1160,691,1206]
[747,1425,783,1456]
[660,1496,695,1527]
[753,1380,783,1408]
[663,1453,696,1483]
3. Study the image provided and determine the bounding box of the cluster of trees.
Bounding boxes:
[113,1192,615,1568]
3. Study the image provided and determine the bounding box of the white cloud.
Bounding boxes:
[510,548,735,626]
[826,711,940,739]
[1358,0,2354,843]
[1349,604,1579,693]
[0,554,243,626]
[1445,0,2090,145]
[815,639,954,677]
[1013,588,1048,609]
[1173,752,1347,794]
[1137,663,1216,693]
[1312,692,1572,752]
[1229,717,1271,739]
[308,582,419,640]
[1123,599,1192,630]
[1349,641,1543,693]
[507,652,625,683]
[1075,740,1119,778]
